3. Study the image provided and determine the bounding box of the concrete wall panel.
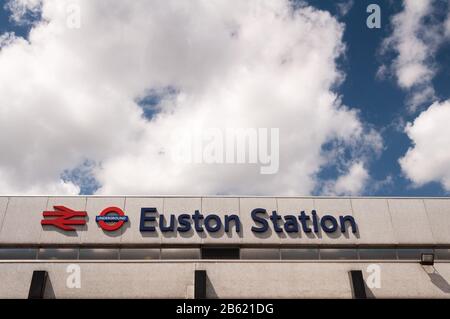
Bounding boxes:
[351,198,397,245]
[424,199,450,244]
[0,262,194,298]
[0,197,9,236]
[0,196,448,246]
[373,263,449,298]
[388,199,435,245]
[204,262,353,298]
[0,197,47,244]
[1,261,449,298]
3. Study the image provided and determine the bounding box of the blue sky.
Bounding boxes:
[309,0,450,196]
[0,0,449,196]
[0,0,34,37]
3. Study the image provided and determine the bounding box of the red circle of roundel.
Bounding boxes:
[96,207,127,231]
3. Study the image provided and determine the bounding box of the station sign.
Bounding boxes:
[41,206,357,235]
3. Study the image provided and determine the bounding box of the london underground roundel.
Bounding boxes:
[95,207,129,231]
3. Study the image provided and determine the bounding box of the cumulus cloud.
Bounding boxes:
[4,0,42,24]
[400,100,450,190]
[446,11,450,37]
[392,1,450,192]
[336,0,354,18]
[380,0,448,112]
[0,0,381,195]
[322,162,369,196]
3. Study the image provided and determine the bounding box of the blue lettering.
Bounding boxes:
[177,214,191,232]
[204,214,222,232]
[320,215,338,233]
[140,207,157,232]
[224,214,240,233]
[251,208,269,233]
[339,215,357,233]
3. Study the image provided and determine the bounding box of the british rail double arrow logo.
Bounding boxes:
[41,206,87,231]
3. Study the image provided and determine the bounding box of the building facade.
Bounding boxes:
[0,196,449,298]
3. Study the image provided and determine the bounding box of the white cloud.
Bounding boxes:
[380,0,448,112]
[400,100,450,190]
[4,0,42,24]
[446,10,450,38]
[336,0,354,18]
[0,0,381,195]
[393,1,450,192]
[322,162,370,196]
[0,32,17,48]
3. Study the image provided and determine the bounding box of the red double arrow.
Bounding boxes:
[41,206,87,231]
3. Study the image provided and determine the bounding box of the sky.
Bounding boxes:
[0,0,449,196]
